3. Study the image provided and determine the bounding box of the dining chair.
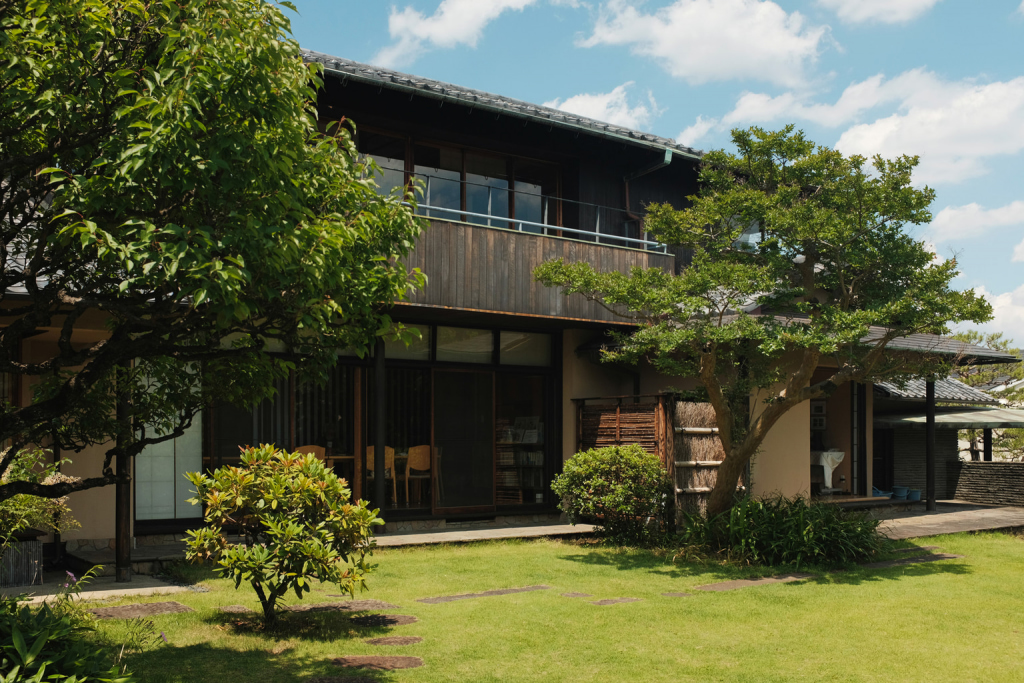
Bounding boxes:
[404,445,432,505]
[365,446,397,504]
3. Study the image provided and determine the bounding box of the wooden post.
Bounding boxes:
[983,428,993,462]
[374,337,386,517]
[353,368,363,502]
[115,374,131,583]
[926,379,936,511]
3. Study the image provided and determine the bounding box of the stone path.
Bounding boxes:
[366,636,422,646]
[695,573,815,592]
[0,572,189,604]
[376,523,594,547]
[881,505,1024,540]
[88,600,194,620]
[333,655,424,671]
[350,614,418,627]
[416,585,550,604]
[589,597,641,606]
[287,600,401,613]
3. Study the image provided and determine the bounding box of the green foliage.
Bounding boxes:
[0,449,79,549]
[0,0,423,502]
[0,569,131,682]
[551,445,673,546]
[537,125,992,515]
[185,445,382,626]
[678,496,886,569]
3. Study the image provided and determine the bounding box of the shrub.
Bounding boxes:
[185,444,382,626]
[678,495,886,569]
[551,444,673,546]
[0,448,80,550]
[0,569,131,682]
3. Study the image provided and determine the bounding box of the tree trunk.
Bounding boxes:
[706,445,753,518]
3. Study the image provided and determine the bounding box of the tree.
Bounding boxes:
[185,445,381,627]
[0,0,423,502]
[536,126,991,517]
[949,332,1024,461]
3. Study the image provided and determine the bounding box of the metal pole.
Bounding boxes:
[983,428,993,462]
[374,337,386,517]
[115,373,131,583]
[926,379,936,511]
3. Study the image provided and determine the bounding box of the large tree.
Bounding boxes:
[536,126,991,516]
[0,0,423,502]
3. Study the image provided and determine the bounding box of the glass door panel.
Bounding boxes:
[433,370,494,509]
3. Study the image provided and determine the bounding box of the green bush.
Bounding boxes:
[678,496,886,569]
[551,445,673,546]
[0,448,80,551]
[0,569,131,682]
[185,444,382,626]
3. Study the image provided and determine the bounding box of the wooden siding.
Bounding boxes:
[401,220,675,322]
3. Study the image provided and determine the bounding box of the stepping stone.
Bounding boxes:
[417,585,550,604]
[589,597,641,606]
[323,598,401,610]
[218,605,254,614]
[333,655,424,671]
[894,545,941,554]
[662,592,692,598]
[350,614,418,627]
[286,600,399,614]
[859,553,964,569]
[307,678,377,683]
[365,636,423,646]
[694,573,815,592]
[561,592,593,598]
[88,601,194,620]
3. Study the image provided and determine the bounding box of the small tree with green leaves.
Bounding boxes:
[185,445,381,627]
[0,448,79,552]
[537,126,992,517]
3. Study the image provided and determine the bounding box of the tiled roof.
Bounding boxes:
[300,50,702,160]
[874,377,999,404]
[861,328,1019,365]
[874,406,1024,429]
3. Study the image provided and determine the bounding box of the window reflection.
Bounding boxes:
[466,153,509,227]
[414,145,461,220]
[358,132,405,197]
[436,326,493,364]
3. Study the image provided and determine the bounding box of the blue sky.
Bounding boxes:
[288,0,1024,344]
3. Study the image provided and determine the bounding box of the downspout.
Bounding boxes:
[623,148,673,222]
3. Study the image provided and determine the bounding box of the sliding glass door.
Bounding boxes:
[433,370,494,511]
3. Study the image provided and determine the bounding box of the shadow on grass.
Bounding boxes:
[814,557,973,587]
[125,641,393,683]
[557,545,766,583]
[203,607,402,644]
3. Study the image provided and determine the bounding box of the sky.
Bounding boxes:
[288,0,1024,345]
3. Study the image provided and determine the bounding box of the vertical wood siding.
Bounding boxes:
[402,220,675,322]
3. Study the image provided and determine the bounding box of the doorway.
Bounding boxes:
[433,370,494,512]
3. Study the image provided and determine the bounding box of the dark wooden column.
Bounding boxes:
[983,428,993,462]
[374,337,386,518]
[925,379,936,512]
[115,381,132,583]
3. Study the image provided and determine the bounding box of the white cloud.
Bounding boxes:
[677,115,717,146]
[544,82,659,130]
[930,201,1024,243]
[373,0,538,68]
[579,0,829,87]
[1019,0,1024,15]
[974,285,1024,345]
[816,0,941,24]
[700,70,1024,184]
[1014,238,1024,263]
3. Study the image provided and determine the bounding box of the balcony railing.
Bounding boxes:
[407,171,667,252]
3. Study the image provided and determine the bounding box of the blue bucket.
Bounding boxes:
[892,485,909,497]
[907,489,921,502]
[872,486,892,499]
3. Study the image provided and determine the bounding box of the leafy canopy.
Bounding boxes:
[537,126,991,515]
[185,445,381,627]
[0,0,423,501]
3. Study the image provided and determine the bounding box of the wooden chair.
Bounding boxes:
[404,445,432,505]
[365,446,397,504]
[295,445,326,462]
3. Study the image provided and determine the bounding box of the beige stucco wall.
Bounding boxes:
[20,339,126,542]
[560,329,634,462]
[750,391,811,499]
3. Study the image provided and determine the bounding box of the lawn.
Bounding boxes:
[93,532,1024,683]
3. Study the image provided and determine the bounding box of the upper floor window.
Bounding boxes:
[360,131,406,197]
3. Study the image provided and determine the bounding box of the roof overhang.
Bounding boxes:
[874,407,1024,430]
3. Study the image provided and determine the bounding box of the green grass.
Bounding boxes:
[91,532,1024,682]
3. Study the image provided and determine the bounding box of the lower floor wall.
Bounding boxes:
[891,427,960,498]
[954,462,1024,506]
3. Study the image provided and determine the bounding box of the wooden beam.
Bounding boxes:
[926,379,936,511]
[675,427,719,435]
[983,428,993,462]
[374,338,387,516]
[115,375,131,583]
